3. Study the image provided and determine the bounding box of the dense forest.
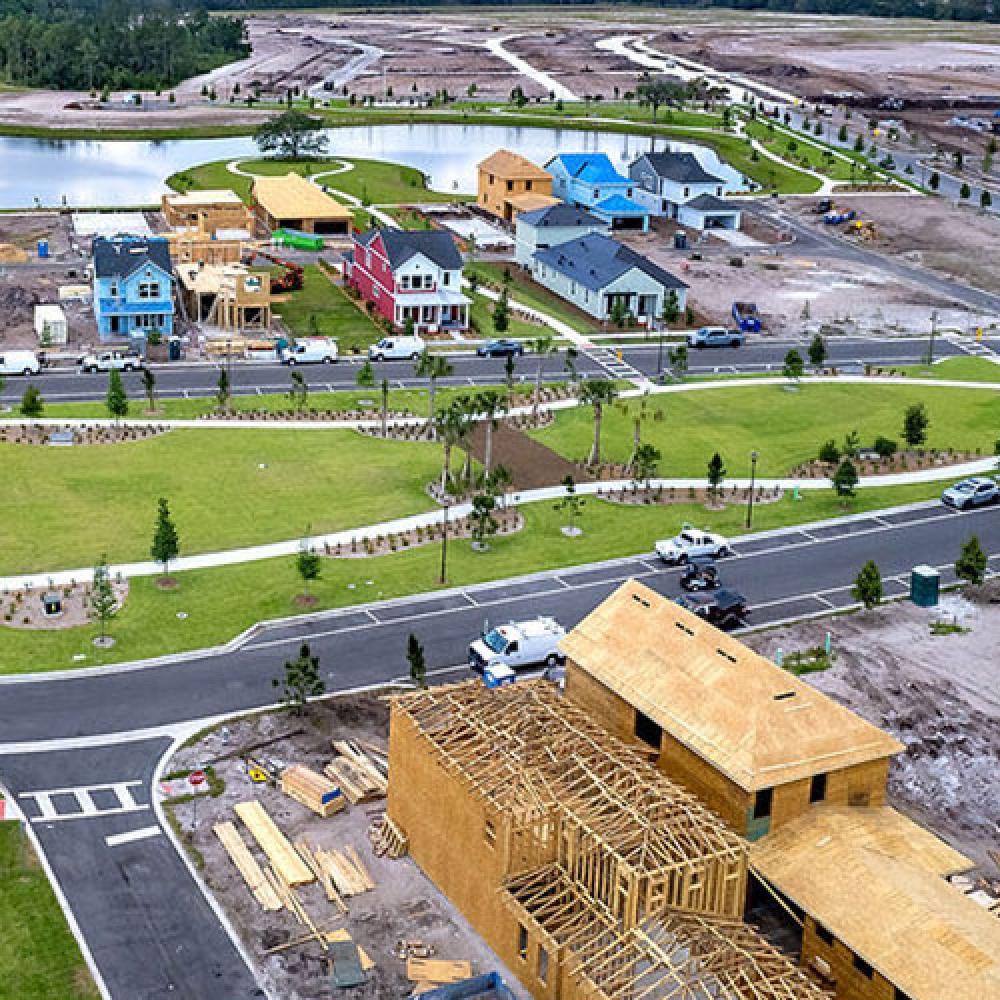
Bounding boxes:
[0,0,247,90]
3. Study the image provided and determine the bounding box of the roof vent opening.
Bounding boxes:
[715,648,737,664]
[774,691,796,702]
[631,594,650,609]
[674,621,694,637]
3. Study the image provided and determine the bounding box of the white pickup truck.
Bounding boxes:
[468,617,567,673]
[79,350,143,374]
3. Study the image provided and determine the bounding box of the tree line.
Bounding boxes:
[0,0,247,91]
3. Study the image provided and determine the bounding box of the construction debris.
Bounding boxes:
[281,764,345,818]
[213,820,283,911]
[325,740,388,803]
[407,958,474,985]
[369,813,409,858]
[234,799,314,887]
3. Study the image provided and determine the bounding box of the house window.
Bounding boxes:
[537,946,549,983]
[853,955,874,979]
[526,180,533,192]
[634,710,662,750]
[815,922,834,946]
[137,281,160,300]
[401,275,411,290]
[810,773,827,804]
[489,174,495,185]
[717,186,723,196]
[109,282,119,297]
[443,272,450,286]
[753,788,773,820]
[506,180,514,192]
[517,925,528,961]
[484,818,496,848]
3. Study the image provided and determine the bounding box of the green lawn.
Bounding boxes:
[521,103,726,129]
[532,382,1000,474]
[899,356,1000,383]
[380,206,435,230]
[0,480,949,674]
[0,428,444,574]
[0,822,99,999]
[273,264,385,352]
[469,291,547,340]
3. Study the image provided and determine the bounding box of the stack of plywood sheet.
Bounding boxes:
[407,959,473,985]
[234,799,314,887]
[313,845,376,898]
[213,821,283,911]
[324,740,388,804]
[281,765,345,818]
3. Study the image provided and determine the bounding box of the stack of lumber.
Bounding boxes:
[320,845,376,898]
[370,813,409,858]
[0,243,28,264]
[280,765,345,818]
[324,740,388,804]
[295,840,348,914]
[407,958,473,985]
[262,868,326,950]
[234,799,314,887]
[213,821,283,911]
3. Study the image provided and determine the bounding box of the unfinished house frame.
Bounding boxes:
[176,263,271,332]
[388,680,829,1000]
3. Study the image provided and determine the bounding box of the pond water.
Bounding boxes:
[0,122,746,209]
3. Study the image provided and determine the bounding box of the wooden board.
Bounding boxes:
[213,821,283,911]
[327,929,375,971]
[407,958,473,984]
[234,800,314,887]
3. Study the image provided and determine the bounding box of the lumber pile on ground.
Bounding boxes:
[295,840,349,913]
[370,813,409,858]
[213,821,283,911]
[319,845,376,898]
[234,799,314,887]
[407,958,473,985]
[0,243,28,264]
[262,868,326,950]
[281,765,345,818]
[325,740,388,804]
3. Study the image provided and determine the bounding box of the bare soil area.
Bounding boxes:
[166,694,531,1000]
[744,593,1000,868]
[0,580,127,630]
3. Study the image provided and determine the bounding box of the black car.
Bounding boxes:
[679,556,720,592]
[477,339,524,358]
[675,588,749,629]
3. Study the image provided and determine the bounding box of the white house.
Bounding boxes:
[530,233,688,323]
[514,203,609,267]
[629,152,742,230]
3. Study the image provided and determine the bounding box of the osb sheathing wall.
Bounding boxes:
[564,661,635,742]
[769,759,891,831]
[802,918,898,1000]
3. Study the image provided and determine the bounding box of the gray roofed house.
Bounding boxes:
[514,202,609,268]
[517,203,604,228]
[635,152,725,186]
[629,152,743,230]
[93,235,173,280]
[529,233,687,323]
[355,227,463,272]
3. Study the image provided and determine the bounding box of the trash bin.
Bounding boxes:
[910,564,940,607]
[674,230,687,250]
[168,336,182,361]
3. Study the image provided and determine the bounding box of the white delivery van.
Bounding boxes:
[0,350,41,376]
[280,338,338,365]
[468,617,567,673]
[367,334,426,362]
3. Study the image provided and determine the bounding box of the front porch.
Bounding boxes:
[394,290,470,333]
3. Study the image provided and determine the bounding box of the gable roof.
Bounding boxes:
[478,149,551,181]
[546,152,629,186]
[506,192,561,213]
[636,151,725,185]
[593,193,649,216]
[560,580,903,791]
[251,173,351,221]
[685,193,739,212]
[93,237,172,281]
[533,234,687,293]
[518,203,605,228]
[356,227,463,272]
[751,806,1000,1000]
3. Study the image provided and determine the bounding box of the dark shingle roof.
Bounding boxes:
[534,233,688,292]
[356,227,462,271]
[636,152,724,186]
[517,203,605,228]
[685,193,739,212]
[93,237,172,280]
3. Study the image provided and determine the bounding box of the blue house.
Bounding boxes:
[92,236,174,342]
[544,153,650,232]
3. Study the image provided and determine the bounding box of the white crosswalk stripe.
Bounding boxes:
[19,780,149,823]
[583,347,646,385]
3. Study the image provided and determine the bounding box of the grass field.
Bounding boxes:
[469,290,547,340]
[0,428,444,574]
[532,382,1000,474]
[900,356,1000,383]
[0,822,99,999]
[0,479,949,674]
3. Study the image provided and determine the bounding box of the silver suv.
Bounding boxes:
[941,477,1000,510]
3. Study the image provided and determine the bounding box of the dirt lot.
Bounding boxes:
[745,592,1000,869]
[165,692,531,1000]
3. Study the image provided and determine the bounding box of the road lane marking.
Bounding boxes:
[19,780,148,823]
[105,825,162,848]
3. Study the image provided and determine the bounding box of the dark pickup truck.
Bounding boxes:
[675,588,749,629]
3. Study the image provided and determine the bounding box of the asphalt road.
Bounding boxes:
[1,499,998,998]
[0,336,975,407]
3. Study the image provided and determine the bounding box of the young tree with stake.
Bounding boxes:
[296,530,321,599]
[90,555,117,644]
[141,367,157,414]
[106,368,128,423]
[151,497,180,581]
[529,335,556,425]
[553,475,585,536]
[955,535,987,585]
[706,452,726,505]
[406,633,426,688]
[852,560,883,610]
[273,643,325,715]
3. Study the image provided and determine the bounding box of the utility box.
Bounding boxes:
[911,564,940,607]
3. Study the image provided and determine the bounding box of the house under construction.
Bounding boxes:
[175,262,271,332]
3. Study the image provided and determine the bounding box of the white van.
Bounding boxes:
[468,617,567,673]
[0,350,41,376]
[367,334,426,362]
[280,338,338,365]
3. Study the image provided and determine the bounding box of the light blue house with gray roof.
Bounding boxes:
[544,153,650,232]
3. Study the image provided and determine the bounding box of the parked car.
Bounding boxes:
[368,334,426,362]
[78,350,143,373]
[477,338,524,358]
[679,556,721,592]
[468,617,566,673]
[675,589,749,629]
[687,326,744,349]
[280,338,338,365]
[0,350,41,376]
[655,527,733,565]
[941,477,1000,510]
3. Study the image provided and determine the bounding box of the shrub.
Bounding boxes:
[873,436,897,459]
[818,439,840,464]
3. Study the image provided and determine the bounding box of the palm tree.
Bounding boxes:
[415,349,454,436]
[617,391,664,471]
[432,401,470,497]
[471,389,507,477]
[579,378,619,467]
[489,464,513,511]
[529,334,557,425]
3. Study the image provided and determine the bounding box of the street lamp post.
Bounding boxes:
[746,450,759,530]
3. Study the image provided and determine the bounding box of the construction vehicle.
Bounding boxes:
[732,301,762,333]
[815,198,834,214]
[243,248,304,293]
[823,208,857,226]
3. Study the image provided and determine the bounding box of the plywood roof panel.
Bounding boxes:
[252,173,351,221]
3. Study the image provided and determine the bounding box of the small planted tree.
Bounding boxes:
[141,367,157,413]
[106,368,128,423]
[415,350,454,435]
[492,287,510,334]
[529,335,557,425]
[380,377,390,438]
[667,344,688,382]
[295,532,322,599]
[151,497,180,581]
[706,451,726,505]
[807,333,827,369]
[579,378,618,466]
[852,559,883,610]
[832,458,859,503]
[955,535,987,585]
[288,370,309,413]
[90,555,117,644]
[553,475,585,536]
[873,435,897,459]
[356,359,376,388]
[632,442,661,490]
[273,642,325,715]
[782,348,804,383]
[662,288,680,327]
[470,491,498,551]
[818,439,840,465]
[216,367,232,413]
[902,402,929,447]
[406,633,426,688]
[20,384,43,419]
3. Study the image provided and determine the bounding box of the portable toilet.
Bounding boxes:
[910,564,940,607]
[674,230,688,250]
[37,239,49,259]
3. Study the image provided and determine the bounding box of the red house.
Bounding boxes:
[345,227,470,334]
